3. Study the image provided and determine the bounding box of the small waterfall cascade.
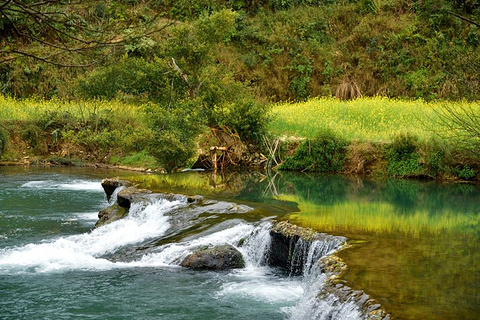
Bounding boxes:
[238,221,272,267]
[288,240,363,320]
[278,226,389,320]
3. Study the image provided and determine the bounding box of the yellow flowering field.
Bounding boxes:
[268,97,478,142]
[0,94,143,123]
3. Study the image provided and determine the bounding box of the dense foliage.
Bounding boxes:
[0,127,6,157]
[1,0,479,100]
[280,129,348,172]
[0,0,478,174]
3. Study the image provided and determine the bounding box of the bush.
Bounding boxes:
[385,134,422,177]
[76,58,186,104]
[280,129,348,172]
[145,101,204,172]
[451,165,477,180]
[21,123,48,154]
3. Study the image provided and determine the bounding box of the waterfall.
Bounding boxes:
[286,235,363,320]
[238,221,272,267]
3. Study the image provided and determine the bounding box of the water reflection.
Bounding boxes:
[128,170,480,319]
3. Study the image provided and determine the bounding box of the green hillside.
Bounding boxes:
[1,0,479,101]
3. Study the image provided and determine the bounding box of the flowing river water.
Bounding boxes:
[0,166,479,319]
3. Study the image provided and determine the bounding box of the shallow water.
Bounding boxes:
[1,167,479,319]
[0,167,312,319]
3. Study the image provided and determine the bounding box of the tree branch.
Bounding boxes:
[447,11,480,28]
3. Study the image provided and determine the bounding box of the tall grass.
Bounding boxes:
[268,97,479,142]
[0,94,143,123]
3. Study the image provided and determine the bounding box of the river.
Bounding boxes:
[0,166,478,319]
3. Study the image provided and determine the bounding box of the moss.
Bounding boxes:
[272,220,322,242]
[95,203,128,228]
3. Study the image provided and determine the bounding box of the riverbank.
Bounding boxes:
[1,96,479,181]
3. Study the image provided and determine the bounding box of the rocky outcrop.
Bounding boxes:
[317,255,391,320]
[96,181,150,227]
[180,245,245,270]
[116,186,152,208]
[101,178,133,201]
[268,222,390,319]
[268,221,346,275]
[95,203,128,228]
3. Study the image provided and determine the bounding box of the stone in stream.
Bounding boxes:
[180,245,245,270]
[95,203,128,228]
[267,220,346,275]
[101,178,133,201]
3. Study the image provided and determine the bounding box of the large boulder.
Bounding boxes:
[180,245,245,270]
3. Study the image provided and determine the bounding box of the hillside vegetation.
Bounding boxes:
[0,0,479,179]
[1,0,479,101]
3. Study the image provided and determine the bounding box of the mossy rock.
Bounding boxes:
[180,245,245,270]
[95,203,128,228]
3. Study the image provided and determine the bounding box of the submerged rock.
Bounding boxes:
[95,203,128,228]
[180,245,245,270]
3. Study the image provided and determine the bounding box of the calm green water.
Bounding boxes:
[1,167,479,319]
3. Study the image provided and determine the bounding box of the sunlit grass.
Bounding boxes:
[268,97,479,142]
[0,94,143,122]
[276,193,479,236]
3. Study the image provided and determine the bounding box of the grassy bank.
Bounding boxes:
[269,97,479,180]
[1,95,479,180]
[0,95,156,168]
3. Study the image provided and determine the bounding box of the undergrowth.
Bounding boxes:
[280,129,348,172]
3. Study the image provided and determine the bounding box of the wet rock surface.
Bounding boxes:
[180,245,245,270]
[101,178,133,201]
[95,203,128,228]
[268,221,346,275]
[317,256,391,320]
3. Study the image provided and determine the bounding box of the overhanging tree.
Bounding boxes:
[0,0,172,67]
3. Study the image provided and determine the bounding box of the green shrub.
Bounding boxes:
[422,138,450,178]
[145,101,204,172]
[452,165,477,180]
[386,134,422,177]
[280,129,348,172]
[21,123,47,154]
[76,58,185,104]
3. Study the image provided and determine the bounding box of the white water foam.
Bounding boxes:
[218,278,304,303]
[20,180,103,192]
[288,238,362,320]
[133,221,256,267]
[74,211,101,221]
[0,198,181,273]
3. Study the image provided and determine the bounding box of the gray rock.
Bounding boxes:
[180,245,245,270]
[101,178,133,201]
[267,221,346,275]
[117,186,151,209]
[95,203,128,228]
